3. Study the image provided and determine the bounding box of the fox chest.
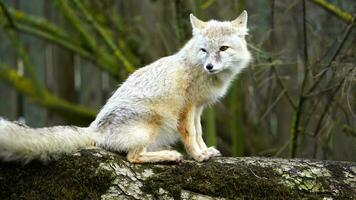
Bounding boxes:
[188,75,232,105]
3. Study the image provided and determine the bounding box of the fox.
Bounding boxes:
[0,11,251,164]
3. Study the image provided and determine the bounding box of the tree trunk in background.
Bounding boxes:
[77,57,103,110]
[229,0,246,157]
[0,149,354,199]
[18,0,48,127]
[204,107,217,146]
[229,82,244,156]
[0,1,18,121]
[46,1,75,126]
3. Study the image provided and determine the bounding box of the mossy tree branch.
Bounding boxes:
[0,149,355,199]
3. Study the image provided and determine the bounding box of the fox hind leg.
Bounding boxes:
[122,121,182,163]
[100,120,183,163]
[127,147,183,163]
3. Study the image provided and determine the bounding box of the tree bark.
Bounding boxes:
[0,148,355,200]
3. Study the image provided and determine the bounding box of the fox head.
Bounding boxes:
[189,11,252,74]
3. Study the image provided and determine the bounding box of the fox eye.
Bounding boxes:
[220,46,229,51]
[200,48,207,53]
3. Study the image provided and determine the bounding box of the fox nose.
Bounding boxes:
[205,64,214,71]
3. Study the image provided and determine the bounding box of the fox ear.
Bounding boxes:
[190,14,206,32]
[232,10,248,29]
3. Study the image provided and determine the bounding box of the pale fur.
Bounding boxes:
[0,118,101,163]
[0,11,251,163]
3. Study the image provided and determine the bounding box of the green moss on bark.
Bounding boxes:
[1,150,354,199]
[141,159,324,200]
[0,150,113,200]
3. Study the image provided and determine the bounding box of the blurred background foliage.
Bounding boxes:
[0,0,355,161]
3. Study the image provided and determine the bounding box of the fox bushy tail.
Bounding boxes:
[0,118,101,163]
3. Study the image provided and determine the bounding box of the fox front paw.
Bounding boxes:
[203,147,221,158]
[167,150,184,162]
[191,152,211,162]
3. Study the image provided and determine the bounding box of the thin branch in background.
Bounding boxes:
[0,4,44,96]
[230,0,246,157]
[0,1,102,123]
[0,1,15,28]
[260,89,286,120]
[200,0,216,10]
[274,139,290,157]
[247,43,272,59]
[7,7,70,42]
[335,101,352,125]
[301,97,320,132]
[343,125,356,138]
[344,69,356,117]
[72,0,135,73]
[204,106,217,146]
[306,21,355,95]
[320,117,337,160]
[258,0,278,137]
[309,0,354,23]
[256,75,276,89]
[0,65,96,124]
[300,22,355,135]
[253,60,296,68]
[54,0,97,51]
[294,0,356,160]
[271,67,297,110]
[0,4,120,78]
[290,0,309,158]
[54,0,120,77]
[229,82,243,156]
[248,67,264,125]
[305,83,344,98]
[312,65,356,157]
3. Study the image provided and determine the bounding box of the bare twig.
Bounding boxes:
[0,2,15,28]
[54,0,97,51]
[343,125,356,137]
[290,0,309,158]
[272,67,297,110]
[0,4,119,78]
[311,65,355,157]
[306,21,355,95]
[312,65,356,138]
[72,0,135,73]
[260,89,285,120]
[0,4,44,96]
[309,0,353,23]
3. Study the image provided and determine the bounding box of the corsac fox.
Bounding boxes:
[0,11,251,163]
